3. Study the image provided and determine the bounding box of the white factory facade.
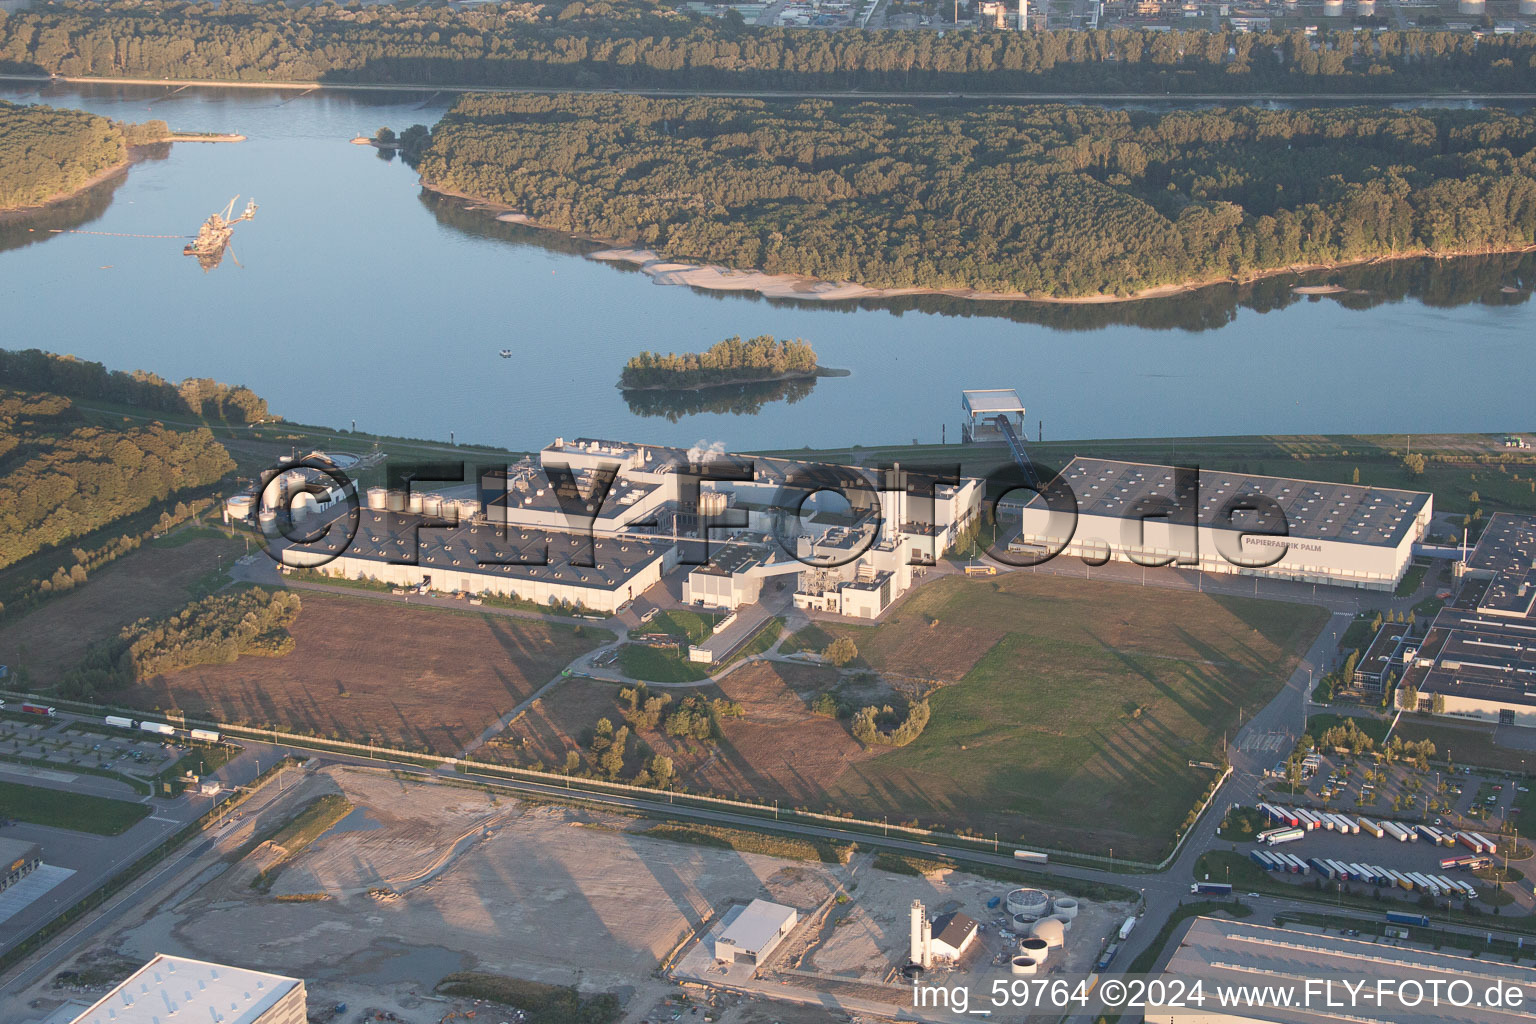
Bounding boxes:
[68,955,306,1024]
[1007,458,1433,592]
[264,437,984,619]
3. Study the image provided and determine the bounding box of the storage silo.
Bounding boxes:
[225,494,256,522]
[407,492,424,514]
[1322,0,1343,14]
[1049,896,1079,921]
[698,490,728,516]
[258,509,279,534]
[455,498,480,521]
[292,491,319,523]
[1356,0,1375,13]
[1029,918,1066,949]
[1457,0,1484,11]
[386,490,406,512]
[1005,888,1050,922]
[366,487,389,510]
[422,494,444,517]
[1009,955,1038,975]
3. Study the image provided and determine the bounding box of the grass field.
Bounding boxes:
[1308,713,1391,745]
[616,643,711,683]
[0,779,150,835]
[105,592,603,754]
[0,535,244,682]
[507,573,1325,860]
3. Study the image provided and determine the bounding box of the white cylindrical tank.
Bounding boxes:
[225,494,256,521]
[1457,0,1484,11]
[366,487,389,510]
[292,491,319,523]
[1322,0,1343,14]
[1010,956,1038,975]
[386,490,406,512]
[1005,888,1050,921]
[422,494,444,517]
[1020,936,1052,958]
[698,490,728,516]
[258,510,279,534]
[1356,0,1375,13]
[1050,897,1079,920]
[455,498,480,521]
[407,492,424,514]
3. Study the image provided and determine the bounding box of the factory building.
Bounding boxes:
[69,955,306,1024]
[1009,458,1432,591]
[928,912,980,961]
[278,436,982,620]
[1398,513,1536,726]
[0,838,41,895]
[714,899,798,965]
[1148,917,1536,1024]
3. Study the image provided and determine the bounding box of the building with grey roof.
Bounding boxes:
[1398,513,1536,726]
[1148,917,1536,1024]
[1010,458,1432,591]
[0,837,40,895]
[714,899,797,965]
[69,954,305,1024]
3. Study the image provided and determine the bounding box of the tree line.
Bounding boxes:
[5,3,1536,94]
[620,335,817,389]
[0,348,269,422]
[0,99,127,210]
[59,588,302,698]
[418,95,1536,297]
[0,388,234,572]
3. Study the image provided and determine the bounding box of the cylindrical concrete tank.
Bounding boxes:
[258,510,279,534]
[455,498,480,521]
[1355,0,1375,13]
[1005,888,1050,921]
[292,491,319,523]
[1050,897,1079,921]
[386,490,406,512]
[422,494,444,517]
[1010,956,1038,975]
[225,494,256,521]
[366,487,389,510]
[1457,0,1484,11]
[1020,937,1051,959]
[1030,918,1066,949]
[698,490,728,516]
[407,492,424,514]
[1322,0,1343,14]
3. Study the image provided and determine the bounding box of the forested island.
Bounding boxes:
[0,99,171,212]
[620,336,822,390]
[419,96,1536,300]
[4,2,1536,94]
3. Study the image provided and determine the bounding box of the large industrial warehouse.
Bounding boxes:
[1398,512,1536,726]
[273,436,984,618]
[1008,457,1433,591]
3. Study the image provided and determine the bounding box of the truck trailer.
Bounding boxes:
[139,721,175,737]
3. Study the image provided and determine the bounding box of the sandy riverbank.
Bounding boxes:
[417,184,1536,306]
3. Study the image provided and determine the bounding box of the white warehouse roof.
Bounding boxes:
[718,898,797,954]
[71,954,303,1024]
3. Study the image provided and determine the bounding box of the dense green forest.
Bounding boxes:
[420,96,1536,297]
[0,99,122,210]
[0,348,268,422]
[59,588,302,697]
[0,388,234,572]
[3,2,1536,93]
[620,335,817,388]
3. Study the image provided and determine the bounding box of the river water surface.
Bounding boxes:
[1,82,1532,451]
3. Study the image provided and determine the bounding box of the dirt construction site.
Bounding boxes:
[16,765,1129,1024]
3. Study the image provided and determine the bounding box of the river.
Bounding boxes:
[1,82,1532,452]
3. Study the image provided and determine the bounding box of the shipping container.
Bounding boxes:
[1385,911,1430,927]
[1358,818,1384,838]
[189,728,220,744]
[1013,849,1048,864]
[1265,828,1305,846]
[139,721,175,737]
[1455,832,1486,854]
[104,715,136,730]
[1381,821,1409,842]
[1308,858,1334,879]
[1469,833,1498,854]
[1416,825,1443,844]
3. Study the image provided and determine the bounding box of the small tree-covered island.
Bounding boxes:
[0,100,172,212]
[418,95,1536,301]
[619,336,827,391]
